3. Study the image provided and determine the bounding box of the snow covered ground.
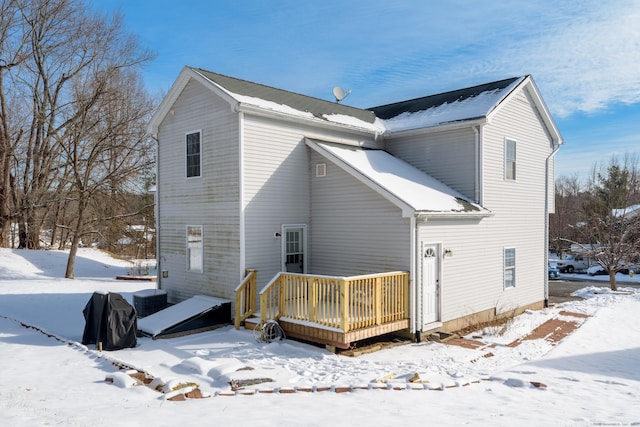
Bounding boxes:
[1,248,639,426]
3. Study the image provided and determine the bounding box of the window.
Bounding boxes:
[505,139,516,180]
[504,248,516,288]
[186,131,201,178]
[187,226,203,272]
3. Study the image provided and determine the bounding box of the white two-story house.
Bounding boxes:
[148,67,562,348]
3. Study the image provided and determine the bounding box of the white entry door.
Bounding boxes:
[282,225,306,274]
[421,243,440,326]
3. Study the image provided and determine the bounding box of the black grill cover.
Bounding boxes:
[82,292,137,350]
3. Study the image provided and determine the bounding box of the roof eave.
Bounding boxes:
[487,75,563,147]
[384,117,488,138]
[416,210,494,220]
[238,103,383,137]
[148,66,239,136]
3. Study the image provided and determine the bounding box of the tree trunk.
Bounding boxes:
[18,221,27,249]
[65,238,78,279]
[609,270,617,292]
[65,198,87,279]
[26,216,41,249]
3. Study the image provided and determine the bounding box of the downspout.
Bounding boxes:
[239,111,246,280]
[474,126,480,203]
[474,125,484,204]
[544,142,561,307]
[152,134,161,290]
[409,216,417,335]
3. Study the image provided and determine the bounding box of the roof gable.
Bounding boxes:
[307,139,490,218]
[369,77,521,120]
[150,68,561,146]
[369,77,524,132]
[192,68,377,125]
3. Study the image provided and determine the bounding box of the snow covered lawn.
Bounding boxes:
[1,248,639,426]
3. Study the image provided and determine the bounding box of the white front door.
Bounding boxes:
[421,242,440,326]
[282,225,306,273]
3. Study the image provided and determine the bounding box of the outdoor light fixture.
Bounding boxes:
[444,249,453,257]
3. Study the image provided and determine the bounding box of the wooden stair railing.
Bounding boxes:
[234,269,257,329]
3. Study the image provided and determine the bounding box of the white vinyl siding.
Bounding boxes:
[417,87,555,323]
[309,150,409,275]
[156,79,240,303]
[385,127,477,200]
[242,114,379,288]
[479,87,554,312]
[186,130,202,178]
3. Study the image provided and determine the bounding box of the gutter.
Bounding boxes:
[234,102,383,139]
[383,117,487,138]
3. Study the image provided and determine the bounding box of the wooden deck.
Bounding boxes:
[250,271,410,349]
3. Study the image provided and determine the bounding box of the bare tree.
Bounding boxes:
[576,155,640,290]
[550,174,586,257]
[0,0,29,246]
[61,67,155,278]
[1,0,154,252]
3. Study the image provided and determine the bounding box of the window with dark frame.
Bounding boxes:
[186,131,201,178]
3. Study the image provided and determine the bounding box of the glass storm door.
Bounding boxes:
[282,225,306,274]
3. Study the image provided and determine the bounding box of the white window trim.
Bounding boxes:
[186,225,204,273]
[504,247,516,289]
[504,138,516,181]
[186,129,202,179]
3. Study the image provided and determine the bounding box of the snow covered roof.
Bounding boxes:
[190,67,382,133]
[149,67,561,146]
[307,139,490,218]
[369,77,523,132]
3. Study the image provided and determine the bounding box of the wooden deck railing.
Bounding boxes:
[259,271,409,333]
[234,269,257,329]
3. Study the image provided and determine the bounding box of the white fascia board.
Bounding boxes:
[148,66,191,135]
[415,210,494,222]
[148,67,239,135]
[306,139,416,217]
[384,117,487,138]
[487,76,563,147]
[236,103,381,138]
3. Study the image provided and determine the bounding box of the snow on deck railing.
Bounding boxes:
[259,271,409,333]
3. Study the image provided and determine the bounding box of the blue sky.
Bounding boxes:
[94,0,640,181]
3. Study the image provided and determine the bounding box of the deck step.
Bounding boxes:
[243,316,262,331]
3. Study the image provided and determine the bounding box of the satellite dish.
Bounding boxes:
[333,86,351,103]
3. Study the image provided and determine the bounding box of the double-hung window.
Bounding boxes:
[186,130,201,178]
[504,248,516,288]
[505,139,516,180]
[187,225,203,272]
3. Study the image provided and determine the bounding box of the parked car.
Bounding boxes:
[556,256,591,273]
[587,265,608,276]
[548,262,560,280]
[587,265,631,276]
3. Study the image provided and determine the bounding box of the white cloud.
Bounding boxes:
[511,0,640,117]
